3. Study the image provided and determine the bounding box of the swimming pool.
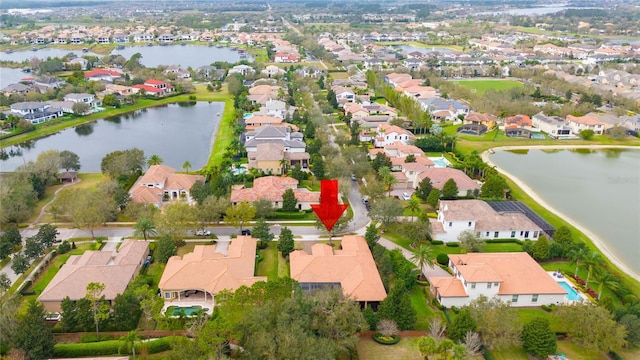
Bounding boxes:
[531,133,545,139]
[428,157,450,168]
[168,306,209,316]
[557,281,582,301]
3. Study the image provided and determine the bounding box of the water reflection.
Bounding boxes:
[75,123,94,136]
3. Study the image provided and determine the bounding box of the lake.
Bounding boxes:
[489,148,640,276]
[0,67,33,88]
[0,102,224,172]
[110,45,252,68]
[1,48,100,63]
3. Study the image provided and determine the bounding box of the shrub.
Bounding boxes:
[255,253,264,263]
[541,305,552,312]
[436,253,449,266]
[445,242,460,247]
[431,240,444,245]
[372,333,401,345]
[451,306,460,314]
[80,334,115,343]
[54,336,178,357]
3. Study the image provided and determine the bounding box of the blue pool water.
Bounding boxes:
[531,133,545,139]
[169,306,207,316]
[429,157,450,168]
[558,281,582,301]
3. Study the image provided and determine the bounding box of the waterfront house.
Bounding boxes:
[429,252,567,308]
[84,69,122,82]
[133,79,174,96]
[230,176,319,210]
[128,165,204,207]
[566,114,606,135]
[9,101,63,124]
[532,112,572,138]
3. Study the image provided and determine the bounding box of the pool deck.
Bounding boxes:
[546,271,589,304]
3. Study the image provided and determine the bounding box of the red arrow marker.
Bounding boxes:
[311,180,348,232]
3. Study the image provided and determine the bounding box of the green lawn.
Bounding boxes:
[256,242,279,280]
[489,346,530,359]
[482,243,523,252]
[357,336,423,360]
[278,251,290,277]
[515,308,565,333]
[450,79,523,94]
[26,243,93,295]
[410,285,438,330]
[555,340,609,360]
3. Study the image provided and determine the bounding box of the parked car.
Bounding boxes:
[196,229,211,236]
[402,192,411,201]
[351,174,357,181]
[241,229,251,236]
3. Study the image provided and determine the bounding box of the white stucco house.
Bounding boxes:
[429,253,567,308]
[432,200,543,243]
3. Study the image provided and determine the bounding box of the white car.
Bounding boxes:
[402,193,411,201]
[195,229,211,236]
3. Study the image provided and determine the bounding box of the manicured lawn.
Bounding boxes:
[278,251,290,277]
[410,285,438,330]
[515,308,565,333]
[556,340,609,360]
[489,346,530,359]
[482,243,523,252]
[140,261,165,291]
[204,87,235,170]
[256,242,278,280]
[357,336,423,360]
[450,79,523,94]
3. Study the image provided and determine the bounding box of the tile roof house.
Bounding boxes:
[133,79,174,96]
[417,168,480,197]
[433,200,542,243]
[38,240,150,313]
[243,114,283,130]
[9,101,63,124]
[247,143,310,174]
[128,165,204,207]
[430,253,567,308]
[158,236,266,311]
[290,235,387,308]
[566,114,606,135]
[84,69,122,82]
[464,112,497,130]
[532,112,572,138]
[374,123,416,147]
[231,176,319,210]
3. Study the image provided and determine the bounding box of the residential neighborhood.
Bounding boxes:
[0,1,639,359]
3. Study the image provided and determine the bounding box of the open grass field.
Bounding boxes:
[450,79,523,94]
[489,346,530,359]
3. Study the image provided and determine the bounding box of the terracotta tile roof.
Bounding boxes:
[84,69,121,78]
[290,236,387,302]
[448,253,567,295]
[505,114,532,127]
[129,165,204,204]
[566,114,605,126]
[430,277,467,297]
[159,236,266,295]
[248,84,281,96]
[417,168,480,191]
[39,240,149,302]
[230,176,319,203]
[466,112,497,123]
[440,200,540,231]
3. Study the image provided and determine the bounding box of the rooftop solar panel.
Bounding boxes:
[486,201,556,236]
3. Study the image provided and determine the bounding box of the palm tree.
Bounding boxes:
[568,247,589,278]
[248,167,260,182]
[147,154,163,167]
[405,197,421,222]
[120,329,140,360]
[134,218,156,241]
[584,252,602,286]
[411,244,435,281]
[593,269,619,300]
[182,160,192,174]
[378,166,397,196]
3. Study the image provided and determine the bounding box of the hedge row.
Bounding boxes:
[54,336,178,357]
[431,240,444,245]
[484,239,523,245]
[80,334,115,343]
[445,242,460,247]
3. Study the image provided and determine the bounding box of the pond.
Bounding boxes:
[489,148,640,276]
[0,101,224,172]
[110,44,253,68]
[1,48,100,63]
[0,67,33,88]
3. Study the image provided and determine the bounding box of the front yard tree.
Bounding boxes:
[364,223,380,249]
[369,197,403,227]
[427,188,441,208]
[156,202,197,239]
[282,188,298,212]
[24,237,45,259]
[156,236,177,264]
[189,180,211,205]
[277,226,295,258]
[458,230,484,253]
[72,189,116,239]
[199,195,228,225]
[13,300,55,360]
[411,244,435,281]
[521,317,557,359]
[59,150,81,172]
[415,177,433,201]
[11,253,30,274]
[36,223,59,248]
[224,201,256,233]
[442,178,458,199]
[134,217,156,241]
[253,199,276,219]
[86,282,110,339]
[252,218,273,248]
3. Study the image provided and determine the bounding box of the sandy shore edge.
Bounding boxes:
[482,145,640,280]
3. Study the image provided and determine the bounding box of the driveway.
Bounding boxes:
[100,237,122,252]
